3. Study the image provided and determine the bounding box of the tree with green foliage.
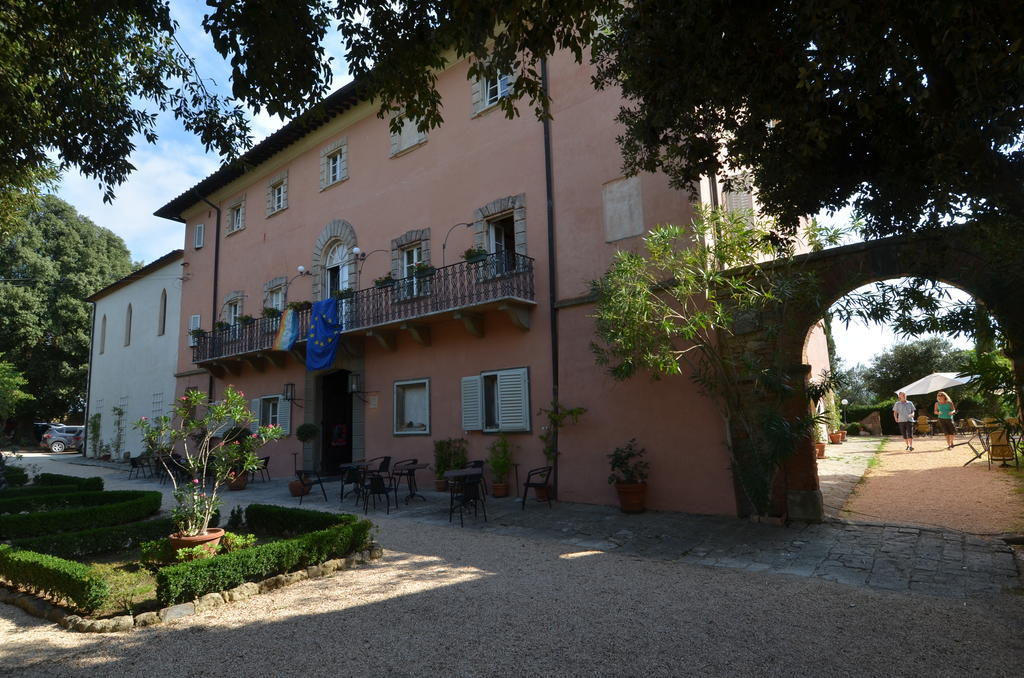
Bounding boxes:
[0,358,33,428]
[861,338,972,403]
[0,196,133,429]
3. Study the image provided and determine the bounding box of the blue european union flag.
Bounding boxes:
[306,299,341,370]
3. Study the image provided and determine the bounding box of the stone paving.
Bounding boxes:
[10,444,1022,600]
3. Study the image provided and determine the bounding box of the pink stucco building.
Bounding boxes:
[156,52,830,516]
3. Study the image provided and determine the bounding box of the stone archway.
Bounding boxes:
[720,225,1024,522]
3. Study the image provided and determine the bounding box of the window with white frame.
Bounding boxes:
[323,242,352,297]
[187,314,201,347]
[461,367,530,432]
[483,73,511,107]
[225,300,240,326]
[266,171,288,216]
[227,199,245,233]
[320,138,348,189]
[394,379,430,435]
[250,394,290,434]
[488,214,518,275]
[399,244,429,297]
[266,286,284,311]
[193,223,205,249]
[389,115,427,156]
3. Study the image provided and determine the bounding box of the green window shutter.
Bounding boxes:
[497,368,529,432]
[461,376,482,431]
[277,395,290,434]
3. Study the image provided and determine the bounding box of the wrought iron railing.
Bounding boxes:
[193,252,534,363]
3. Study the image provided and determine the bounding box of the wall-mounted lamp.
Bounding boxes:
[283,383,296,401]
[441,222,474,266]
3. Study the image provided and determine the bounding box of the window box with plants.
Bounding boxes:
[374,273,395,288]
[189,328,206,340]
[331,288,355,300]
[262,306,282,318]
[412,262,436,279]
[213,321,231,332]
[285,300,312,312]
[463,246,488,264]
[238,314,255,326]
[608,438,649,513]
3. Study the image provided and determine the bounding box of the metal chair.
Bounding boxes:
[521,466,553,510]
[449,473,486,526]
[296,469,328,504]
[390,458,418,504]
[250,456,271,482]
[362,472,394,515]
[462,459,488,497]
[127,455,151,480]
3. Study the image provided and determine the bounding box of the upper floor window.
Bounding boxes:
[266,285,285,311]
[323,242,352,297]
[389,115,427,157]
[193,223,205,249]
[124,304,133,346]
[488,214,520,275]
[227,198,245,234]
[320,138,348,190]
[188,314,201,347]
[483,73,511,108]
[157,289,167,336]
[225,300,241,326]
[266,170,288,216]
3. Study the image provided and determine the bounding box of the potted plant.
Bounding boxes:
[213,320,231,331]
[487,433,515,498]
[813,423,826,458]
[374,273,395,288]
[433,437,468,492]
[607,438,649,513]
[286,300,312,312]
[134,386,284,554]
[463,246,488,263]
[238,314,255,325]
[413,262,436,279]
[289,423,320,496]
[332,287,355,300]
[189,328,206,340]
[262,306,282,318]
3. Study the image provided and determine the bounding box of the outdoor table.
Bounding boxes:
[443,468,483,480]
[393,462,429,503]
[338,461,371,501]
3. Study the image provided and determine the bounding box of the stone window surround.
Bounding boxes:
[472,194,527,255]
[226,196,246,235]
[263,276,288,308]
[390,228,431,278]
[265,170,288,217]
[320,137,349,190]
[310,220,359,301]
[389,114,428,158]
[471,70,514,117]
[221,290,245,321]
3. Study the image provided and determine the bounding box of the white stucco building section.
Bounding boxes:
[85,251,184,458]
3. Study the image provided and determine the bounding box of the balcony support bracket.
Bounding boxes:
[242,355,266,372]
[499,303,531,331]
[400,323,431,346]
[290,344,306,363]
[221,359,243,376]
[453,311,485,338]
[367,330,397,352]
[263,352,287,369]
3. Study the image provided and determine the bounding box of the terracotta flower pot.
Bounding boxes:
[828,432,843,444]
[289,478,311,496]
[534,485,550,502]
[492,481,509,498]
[169,527,224,556]
[814,442,827,459]
[434,479,449,492]
[839,430,847,441]
[614,482,647,513]
[228,474,247,491]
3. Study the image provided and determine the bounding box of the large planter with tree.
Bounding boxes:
[134,386,283,555]
[608,438,649,513]
[433,438,468,492]
[290,423,320,496]
[488,433,515,498]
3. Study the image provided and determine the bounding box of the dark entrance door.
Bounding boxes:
[321,370,352,474]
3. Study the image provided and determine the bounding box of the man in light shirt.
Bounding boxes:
[892,392,917,451]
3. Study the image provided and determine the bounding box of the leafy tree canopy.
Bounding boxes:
[0,196,133,423]
[0,358,32,422]
[860,338,971,403]
[8,2,1020,243]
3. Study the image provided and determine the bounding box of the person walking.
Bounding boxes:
[934,391,957,449]
[893,392,916,451]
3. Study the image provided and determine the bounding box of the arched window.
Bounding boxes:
[124,304,133,346]
[323,242,351,297]
[158,289,167,336]
[99,315,107,355]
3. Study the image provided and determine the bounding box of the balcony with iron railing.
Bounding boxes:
[192,252,535,365]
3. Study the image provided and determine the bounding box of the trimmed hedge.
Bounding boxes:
[245,504,357,537]
[156,519,372,606]
[0,484,80,499]
[0,545,110,613]
[0,489,155,515]
[2,465,29,487]
[35,474,103,492]
[11,518,176,559]
[0,491,162,539]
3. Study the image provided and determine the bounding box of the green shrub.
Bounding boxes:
[845,422,861,437]
[0,489,154,515]
[244,504,356,538]
[140,539,174,571]
[0,491,161,539]
[156,520,372,606]
[221,532,257,553]
[2,465,29,487]
[0,484,80,499]
[0,545,110,613]
[10,518,175,559]
[35,474,103,491]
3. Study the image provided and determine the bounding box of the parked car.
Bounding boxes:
[40,426,84,453]
[33,422,61,442]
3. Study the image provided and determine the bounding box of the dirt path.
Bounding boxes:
[844,434,1024,534]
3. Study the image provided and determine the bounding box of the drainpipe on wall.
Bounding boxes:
[194,193,221,401]
[540,57,561,498]
[82,301,96,457]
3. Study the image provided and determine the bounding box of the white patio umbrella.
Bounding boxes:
[894,372,974,396]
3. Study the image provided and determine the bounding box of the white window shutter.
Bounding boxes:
[471,77,483,114]
[194,223,205,249]
[277,395,290,434]
[497,368,530,432]
[188,314,201,347]
[725,191,754,212]
[249,399,260,434]
[461,376,482,431]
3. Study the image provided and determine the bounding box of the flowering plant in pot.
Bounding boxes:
[607,438,649,513]
[487,433,515,497]
[134,386,283,550]
[412,262,436,278]
[374,272,395,288]
[262,306,282,318]
[463,246,488,263]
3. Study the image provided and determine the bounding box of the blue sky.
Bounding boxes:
[52,3,970,369]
